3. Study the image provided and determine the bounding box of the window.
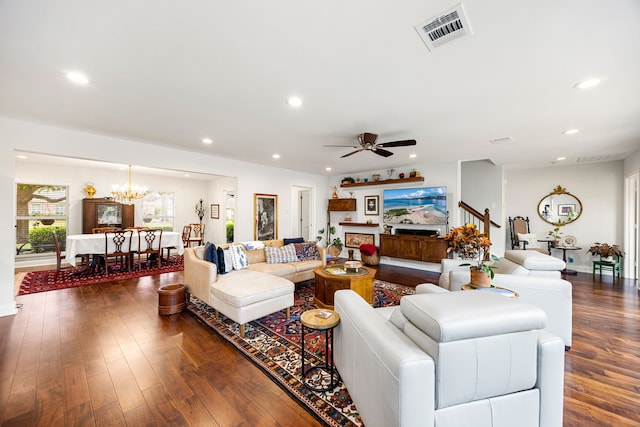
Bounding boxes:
[16,183,69,256]
[141,191,175,230]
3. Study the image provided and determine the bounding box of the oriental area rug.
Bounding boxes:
[187,279,415,427]
[18,255,184,295]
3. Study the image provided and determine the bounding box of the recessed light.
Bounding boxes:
[16,154,27,159]
[325,167,332,171]
[556,156,567,161]
[573,78,602,89]
[287,96,303,107]
[409,154,417,158]
[184,174,190,178]
[202,138,213,144]
[272,154,280,159]
[563,129,579,135]
[65,71,90,85]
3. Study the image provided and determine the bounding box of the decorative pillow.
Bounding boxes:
[265,244,298,264]
[216,247,227,274]
[204,241,218,266]
[283,237,304,245]
[517,233,539,249]
[242,240,265,250]
[294,242,319,261]
[223,248,233,273]
[230,244,249,270]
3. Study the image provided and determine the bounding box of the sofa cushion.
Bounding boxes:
[265,244,297,264]
[230,244,249,270]
[245,248,266,264]
[293,242,319,261]
[216,247,227,274]
[247,262,297,277]
[292,259,323,273]
[505,250,565,271]
[212,269,294,307]
[204,241,218,266]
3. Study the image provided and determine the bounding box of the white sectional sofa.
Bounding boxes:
[334,289,565,427]
[183,240,326,336]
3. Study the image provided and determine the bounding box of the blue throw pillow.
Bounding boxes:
[204,242,218,266]
[216,247,227,274]
[283,237,304,245]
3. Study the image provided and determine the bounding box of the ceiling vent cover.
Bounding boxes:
[414,3,472,51]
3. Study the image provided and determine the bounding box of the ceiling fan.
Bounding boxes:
[325,132,417,158]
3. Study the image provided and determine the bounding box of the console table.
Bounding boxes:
[379,234,448,263]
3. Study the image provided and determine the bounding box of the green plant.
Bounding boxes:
[548,227,563,241]
[316,226,343,251]
[587,242,624,258]
[341,177,355,184]
[29,226,66,252]
[443,223,497,278]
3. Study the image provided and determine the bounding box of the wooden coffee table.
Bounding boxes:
[313,265,376,308]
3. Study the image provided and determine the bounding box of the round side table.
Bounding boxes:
[300,309,340,391]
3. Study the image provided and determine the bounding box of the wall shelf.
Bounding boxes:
[340,176,424,188]
[339,222,379,227]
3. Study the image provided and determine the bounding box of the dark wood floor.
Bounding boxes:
[2,266,639,426]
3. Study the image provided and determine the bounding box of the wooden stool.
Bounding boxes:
[158,284,188,315]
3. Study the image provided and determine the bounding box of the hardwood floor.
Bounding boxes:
[2,266,639,426]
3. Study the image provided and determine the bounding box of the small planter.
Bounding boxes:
[41,219,55,225]
[470,269,492,287]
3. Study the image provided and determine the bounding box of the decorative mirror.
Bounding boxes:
[537,185,582,226]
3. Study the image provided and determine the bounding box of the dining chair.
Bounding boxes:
[137,229,163,270]
[52,231,74,278]
[186,223,205,247]
[93,226,119,234]
[162,225,190,262]
[103,230,133,275]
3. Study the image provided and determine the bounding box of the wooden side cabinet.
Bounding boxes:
[328,198,356,211]
[82,198,134,233]
[379,234,448,263]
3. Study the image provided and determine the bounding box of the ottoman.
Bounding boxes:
[210,269,295,336]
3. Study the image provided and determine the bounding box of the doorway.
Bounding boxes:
[293,186,312,241]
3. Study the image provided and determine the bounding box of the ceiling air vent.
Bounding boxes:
[577,153,627,163]
[490,136,513,145]
[414,3,472,51]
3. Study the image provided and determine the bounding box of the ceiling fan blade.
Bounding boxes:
[341,148,365,158]
[323,144,359,148]
[378,139,417,148]
[372,148,394,157]
[360,132,378,145]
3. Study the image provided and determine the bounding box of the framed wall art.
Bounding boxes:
[364,195,379,215]
[254,193,278,240]
[210,204,220,219]
[558,204,575,216]
[344,232,375,248]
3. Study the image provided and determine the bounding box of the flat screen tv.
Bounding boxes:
[383,186,447,225]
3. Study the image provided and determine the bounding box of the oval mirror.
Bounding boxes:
[537,185,582,226]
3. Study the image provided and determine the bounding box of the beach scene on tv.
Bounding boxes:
[383,187,447,225]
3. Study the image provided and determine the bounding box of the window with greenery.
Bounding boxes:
[141,191,175,231]
[16,184,69,256]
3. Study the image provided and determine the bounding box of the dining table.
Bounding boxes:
[65,230,185,267]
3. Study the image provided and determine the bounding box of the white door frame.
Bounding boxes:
[624,172,639,282]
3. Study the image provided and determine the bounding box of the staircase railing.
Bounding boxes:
[457,201,501,241]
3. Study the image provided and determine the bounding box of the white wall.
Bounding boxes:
[624,149,640,176]
[0,117,329,316]
[505,161,624,273]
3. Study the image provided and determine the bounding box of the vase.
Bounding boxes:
[470,269,492,287]
[600,256,614,263]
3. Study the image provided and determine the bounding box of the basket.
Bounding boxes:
[360,251,380,266]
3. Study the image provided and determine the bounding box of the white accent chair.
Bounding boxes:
[334,289,565,427]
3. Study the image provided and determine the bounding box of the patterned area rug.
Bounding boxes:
[18,255,184,295]
[187,279,415,427]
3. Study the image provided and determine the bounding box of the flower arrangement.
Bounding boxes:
[587,242,624,259]
[443,223,497,278]
[359,243,378,256]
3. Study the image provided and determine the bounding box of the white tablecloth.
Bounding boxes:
[65,231,185,266]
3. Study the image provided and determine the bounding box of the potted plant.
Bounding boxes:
[341,177,355,185]
[587,242,624,262]
[548,227,563,245]
[316,226,343,257]
[443,223,497,287]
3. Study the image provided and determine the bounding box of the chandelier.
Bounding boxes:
[111,164,148,204]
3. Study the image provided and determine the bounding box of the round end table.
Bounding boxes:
[300,309,340,391]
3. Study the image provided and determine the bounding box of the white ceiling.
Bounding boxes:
[1,0,639,176]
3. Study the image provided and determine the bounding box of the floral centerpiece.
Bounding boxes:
[587,242,623,261]
[443,223,497,286]
[359,243,380,265]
